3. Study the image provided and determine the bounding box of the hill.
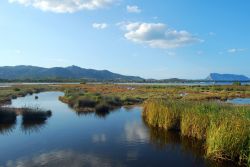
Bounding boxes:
[0,65,143,82]
[206,73,250,81]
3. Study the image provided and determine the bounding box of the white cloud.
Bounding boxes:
[8,0,116,13]
[119,22,202,49]
[227,48,245,53]
[208,32,216,36]
[126,5,141,13]
[92,23,108,29]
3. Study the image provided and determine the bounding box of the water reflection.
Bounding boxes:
[73,107,119,119]
[144,120,237,167]
[124,121,149,143]
[0,109,52,135]
[0,122,16,134]
[92,133,107,143]
[0,108,17,134]
[5,150,125,167]
[95,109,110,118]
[21,120,47,134]
[0,92,238,167]
[147,125,205,156]
[73,109,111,118]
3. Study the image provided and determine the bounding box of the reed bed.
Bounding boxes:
[22,108,52,122]
[143,99,250,166]
[0,107,17,124]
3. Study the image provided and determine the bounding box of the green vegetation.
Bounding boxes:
[143,99,250,166]
[59,89,125,114]
[0,108,17,134]
[0,107,17,124]
[233,81,242,86]
[22,108,52,122]
[1,83,250,165]
[0,85,60,105]
[60,84,250,102]
[0,107,52,134]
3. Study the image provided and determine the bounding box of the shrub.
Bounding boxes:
[0,107,17,124]
[77,98,97,108]
[22,108,52,122]
[233,82,242,86]
[13,88,20,92]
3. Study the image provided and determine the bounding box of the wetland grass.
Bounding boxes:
[0,107,17,124]
[22,107,52,122]
[0,107,17,134]
[143,99,250,166]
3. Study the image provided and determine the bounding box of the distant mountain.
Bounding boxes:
[0,65,144,81]
[206,73,250,81]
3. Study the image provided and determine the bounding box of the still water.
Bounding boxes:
[0,92,236,167]
[227,98,250,105]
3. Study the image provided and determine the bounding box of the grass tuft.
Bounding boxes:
[143,98,250,165]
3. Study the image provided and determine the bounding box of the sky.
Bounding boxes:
[0,0,249,79]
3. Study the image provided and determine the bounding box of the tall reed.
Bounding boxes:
[143,99,250,165]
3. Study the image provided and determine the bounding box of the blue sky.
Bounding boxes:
[0,0,249,79]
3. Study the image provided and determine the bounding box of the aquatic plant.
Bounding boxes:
[206,109,250,165]
[143,99,182,130]
[143,99,250,165]
[0,107,17,124]
[22,107,52,122]
[0,107,17,134]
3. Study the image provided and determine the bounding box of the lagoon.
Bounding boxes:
[0,92,236,167]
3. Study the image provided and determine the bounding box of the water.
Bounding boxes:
[227,98,250,105]
[0,92,236,167]
[116,82,250,86]
[0,82,81,88]
[1,81,250,88]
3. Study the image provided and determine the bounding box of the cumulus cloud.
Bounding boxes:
[92,23,108,29]
[126,5,141,13]
[227,48,245,53]
[8,0,116,13]
[119,22,202,49]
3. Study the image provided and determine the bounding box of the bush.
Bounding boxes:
[22,108,52,122]
[233,82,242,86]
[103,96,122,106]
[77,98,97,108]
[123,97,143,105]
[13,88,20,92]
[0,108,17,124]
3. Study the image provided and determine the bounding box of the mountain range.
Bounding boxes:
[0,66,249,82]
[0,65,143,81]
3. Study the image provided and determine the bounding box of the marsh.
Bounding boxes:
[0,91,239,167]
